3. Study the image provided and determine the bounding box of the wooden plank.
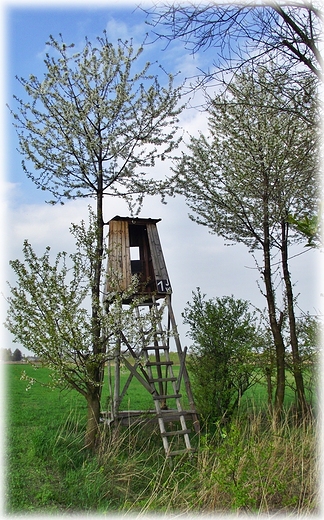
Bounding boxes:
[121,220,131,289]
[167,449,195,457]
[153,394,182,400]
[145,361,173,366]
[148,377,177,383]
[106,219,121,291]
[100,410,199,428]
[142,345,166,351]
[161,429,191,437]
[146,224,167,276]
[146,223,172,294]
[122,357,154,394]
[101,409,197,419]
[146,223,167,279]
[106,219,131,293]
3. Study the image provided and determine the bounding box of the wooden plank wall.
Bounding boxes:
[105,220,131,293]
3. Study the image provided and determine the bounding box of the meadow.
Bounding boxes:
[5,363,319,515]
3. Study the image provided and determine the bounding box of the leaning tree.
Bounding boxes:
[7,32,184,448]
[170,63,320,419]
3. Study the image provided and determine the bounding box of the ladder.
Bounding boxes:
[118,295,199,458]
[142,343,194,457]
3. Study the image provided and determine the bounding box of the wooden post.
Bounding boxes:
[112,337,121,421]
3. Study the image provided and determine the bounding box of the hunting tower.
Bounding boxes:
[102,216,199,458]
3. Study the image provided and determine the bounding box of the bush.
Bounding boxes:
[183,289,263,425]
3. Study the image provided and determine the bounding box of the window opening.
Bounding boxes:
[130,246,140,261]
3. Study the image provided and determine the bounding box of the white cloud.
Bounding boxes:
[8,199,88,252]
[105,15,146,46]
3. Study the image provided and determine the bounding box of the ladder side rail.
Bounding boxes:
[152,297,193,453]
[155,405,170,455]
[150,296,193,456]
[173,395,192,450]
[152,295,191,417]
[153,337,166,399]
[165,294,183,357]
[151,295,172,396]
[152,294,188,404]
[166,295,201,434]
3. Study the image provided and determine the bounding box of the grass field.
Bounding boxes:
[5,363,319,514]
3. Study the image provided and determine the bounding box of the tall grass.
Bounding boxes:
[5,364,319,514]
[193,410,319,514]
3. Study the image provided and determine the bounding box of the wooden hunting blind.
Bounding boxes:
[102,216,199,458]
[105,216,171,301]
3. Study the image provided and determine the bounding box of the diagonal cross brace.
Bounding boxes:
[122,357,154,394]
[175,346,187,394]
[119,330,154,394]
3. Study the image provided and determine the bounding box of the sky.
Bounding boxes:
[0,0,323,359]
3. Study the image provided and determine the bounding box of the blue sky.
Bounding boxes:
[1,1,323,356]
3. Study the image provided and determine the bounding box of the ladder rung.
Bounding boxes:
[167,449,195,457]
[153,394,182,400]
[146,361,173,366]
[142,345,166,351]
[148,377,177,383]
[161,429,191,437]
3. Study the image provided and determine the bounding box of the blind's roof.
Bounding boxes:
[109,215,161,224]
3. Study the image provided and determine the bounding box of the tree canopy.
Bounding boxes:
[145,2,324,81]
[171,62,319,418]
[10,32,183,209]
[8,32,185,448]
[5,210,154,444]
[171,65,319,250]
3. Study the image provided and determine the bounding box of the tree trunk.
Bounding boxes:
[263,245,286,422]
[264,278,286,422]
[84,192,103,451]
[85,171,105,450]
[281,221,308,416]
[85,391,101,449]
[265,366,273,411]
[92,181,104,360]
[262,169,285,423]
